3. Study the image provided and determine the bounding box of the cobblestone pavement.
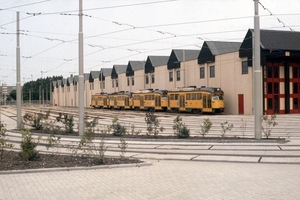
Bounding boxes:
[1,106,300,199]
[1,160,300,200]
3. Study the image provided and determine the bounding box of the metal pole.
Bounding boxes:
[100,70,103,93]
[183,49,186,87]
[50,78,52,105]
[16,12,22,130]
[254,0,262,139]
[78,0,85,136]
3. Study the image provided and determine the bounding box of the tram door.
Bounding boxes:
[203,94,212,113]
[125,97,129,107]
[140,96,144,109]
[155,96,161,107]
[179,95,185,111]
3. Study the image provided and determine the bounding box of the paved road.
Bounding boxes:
[1,160,300,200]
[1,106,300,199]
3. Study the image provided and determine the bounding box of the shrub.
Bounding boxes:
[0,122,14,160]
[220,121,233,137]
[261,114,278,139]
[44,134,61,153]
[145,111,164,138]
[63,114,75,133]
[199,118,212,137]
[23,111,50,130]
[173,115,190,138]
[19,129,41,161]
[109,117,126,136]
[128,124,141,135]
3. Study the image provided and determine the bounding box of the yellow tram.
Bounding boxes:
[132,89,168,111]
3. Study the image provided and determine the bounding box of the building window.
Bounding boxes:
[293,67,299,78]
[200,67,205,79]
[242,61,248,74]
[210,66,215,78]
[127,78,130,86]
[116,79,118,87]
[151,74,155,83]
[132,77,134,86]
[169,71,173,82]
[145,75,149,84]
[176,70,180,81]
[100,82,105,89]
[112,80,114,88]
[74,86,77,92]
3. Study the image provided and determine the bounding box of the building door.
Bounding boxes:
[264,62,283,114]
[238,94,244,114]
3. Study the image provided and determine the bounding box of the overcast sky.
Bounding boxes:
[0,0,300,86]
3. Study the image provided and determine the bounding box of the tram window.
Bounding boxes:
[293,67,299,78]
[294,83,298,93]
[268,98,273,109]
[171,94,175,100]
[294,98,298,109]
[218,95,223,100]
[186,94,191,100]
[267,83,273,94]
[151,95,154,100]
[212,96,219,101]
[197,93,202,100]
[175,94,179,100]
[192,93,196,100]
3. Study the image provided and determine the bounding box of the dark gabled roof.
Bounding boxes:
[73,75,78,85]
[61,78,67,87]
[239,29,300,66]
[89,71,100,82]
[99,68,112,81]
[145,56,169,73]
[259,29,300,51]
[111,65,127,79]
[52,81,57,88]
[67,76,74,86]
[198,41,241,64]
[126,61,145,76]
[56,80,62,88]
[167,49,200,70]
[84,73,90,81]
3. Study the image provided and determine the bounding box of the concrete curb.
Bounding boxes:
[0,162,152,175]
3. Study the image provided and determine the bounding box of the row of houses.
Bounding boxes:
[52,29,300,115]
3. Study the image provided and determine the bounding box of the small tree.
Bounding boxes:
[145,111,164,138]
[108,117,126,136]
[19,129,41,161]
[173,115,190,138]
[0,122,14,160]
[62,114,75,133]
[44,134,61,154]
[261,114,278,139]
[220,121,233,137]
[199,118,212,137]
